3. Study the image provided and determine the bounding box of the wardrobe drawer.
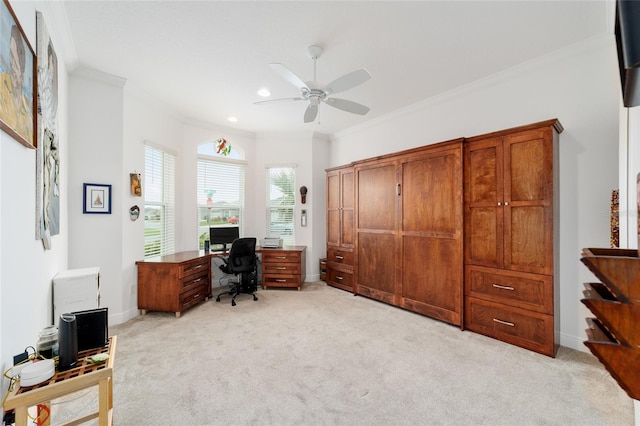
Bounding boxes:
[327,267,353,291]
[464,297,555,356]
[327,248,354,266]
[465,266,553,314]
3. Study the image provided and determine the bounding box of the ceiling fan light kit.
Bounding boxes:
[255,45,372,123]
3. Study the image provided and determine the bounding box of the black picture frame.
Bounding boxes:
[83,183,112,214]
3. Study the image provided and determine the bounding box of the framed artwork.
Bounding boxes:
[0,0,37,149]
[83,183,112,214]
[130,173,141,196]
[35,11,60,248]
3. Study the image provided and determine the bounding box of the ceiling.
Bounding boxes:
[59,1,610,135]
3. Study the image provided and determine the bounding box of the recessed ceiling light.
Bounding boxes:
[227,116,238,123]
[257,88,271,97]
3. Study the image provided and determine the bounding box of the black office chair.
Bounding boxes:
[215,237,258,306]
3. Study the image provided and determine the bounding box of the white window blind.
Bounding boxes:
[144,145,176,257]
[265,166,296,246]
[197,157,246,249]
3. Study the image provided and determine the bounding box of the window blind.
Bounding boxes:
[144,145,176,257]
[197,157,246,249]
[265,166,296,246]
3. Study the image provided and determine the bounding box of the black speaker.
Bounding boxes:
[72,308,108,351]
[58,313,78,371]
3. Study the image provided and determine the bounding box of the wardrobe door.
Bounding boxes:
[503,128,554,275]
[464,137,504,269]
[401,145,463,325]
[356,161,398,303]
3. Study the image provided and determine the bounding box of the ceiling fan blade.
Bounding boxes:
[324,98,370,115]
[324,69,372,95]
[304,104,318,123]
[254,97,305,105]
[270,63,309,90]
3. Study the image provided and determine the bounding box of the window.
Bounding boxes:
[266,166,296,246]
[197,156,246,249]
[144,144,176,257]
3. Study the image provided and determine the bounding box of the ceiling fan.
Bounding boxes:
[255,45,372,123]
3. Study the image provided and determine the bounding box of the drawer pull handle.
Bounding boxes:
[492,284,514,291]
[336,276,343,281]
[275,267,287,270]
[275,279,287,283]
[275,256,287,259]
[192,293,200,299]
[335,255,344,260]
[493,318,515,327]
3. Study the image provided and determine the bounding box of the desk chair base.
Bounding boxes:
[215,273,258,306]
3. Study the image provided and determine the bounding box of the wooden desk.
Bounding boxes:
[4,336,117,426]
[136,251,213,317]
[257,246,306,290]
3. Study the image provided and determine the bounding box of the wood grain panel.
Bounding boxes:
[402,236,461,314]
[357,164,396,231]
[402,153,458,235]
[358,232,396,294]
[508,205,545,270]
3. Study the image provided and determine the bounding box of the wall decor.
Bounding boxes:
[130,173,141,196]
[129,205,140,221]
[35,11,59,249]
[83,183,112,214]
[0,0,37,149]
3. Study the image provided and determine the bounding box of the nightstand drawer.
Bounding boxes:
[327,267,353,289]
[465,266,552,314]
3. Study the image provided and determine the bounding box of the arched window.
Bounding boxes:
[196,138,246,249]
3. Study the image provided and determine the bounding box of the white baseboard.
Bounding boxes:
[560,332,588,353]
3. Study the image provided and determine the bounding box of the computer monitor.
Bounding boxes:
[209,226,239,252]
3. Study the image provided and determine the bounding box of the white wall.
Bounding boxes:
[255,131,323,279]
[330,34,620,352]
[0,1,69,392]
[122,86,184,319]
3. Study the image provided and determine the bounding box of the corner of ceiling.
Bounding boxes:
[40,1,79,71]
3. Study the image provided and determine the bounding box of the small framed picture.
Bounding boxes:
[83,183,111,214]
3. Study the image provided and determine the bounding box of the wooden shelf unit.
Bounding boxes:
[4,336,117,426]
[580,247,640,400]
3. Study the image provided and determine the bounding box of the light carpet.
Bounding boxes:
[52,281,634,425]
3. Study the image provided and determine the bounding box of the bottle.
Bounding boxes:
[36,325,59,359]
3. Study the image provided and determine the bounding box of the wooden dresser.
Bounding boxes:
[258,246,306,290]
[136,251,213,317]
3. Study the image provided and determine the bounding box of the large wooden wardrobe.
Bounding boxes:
[325,119,562,357]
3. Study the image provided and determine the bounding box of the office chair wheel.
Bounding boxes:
[253,295,258,301]
[215,296,221,302]
[232,299,236,307]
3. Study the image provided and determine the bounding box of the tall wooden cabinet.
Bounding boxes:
[463,119,563,356]
[355,140,464,326]
[325,166,355,292]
